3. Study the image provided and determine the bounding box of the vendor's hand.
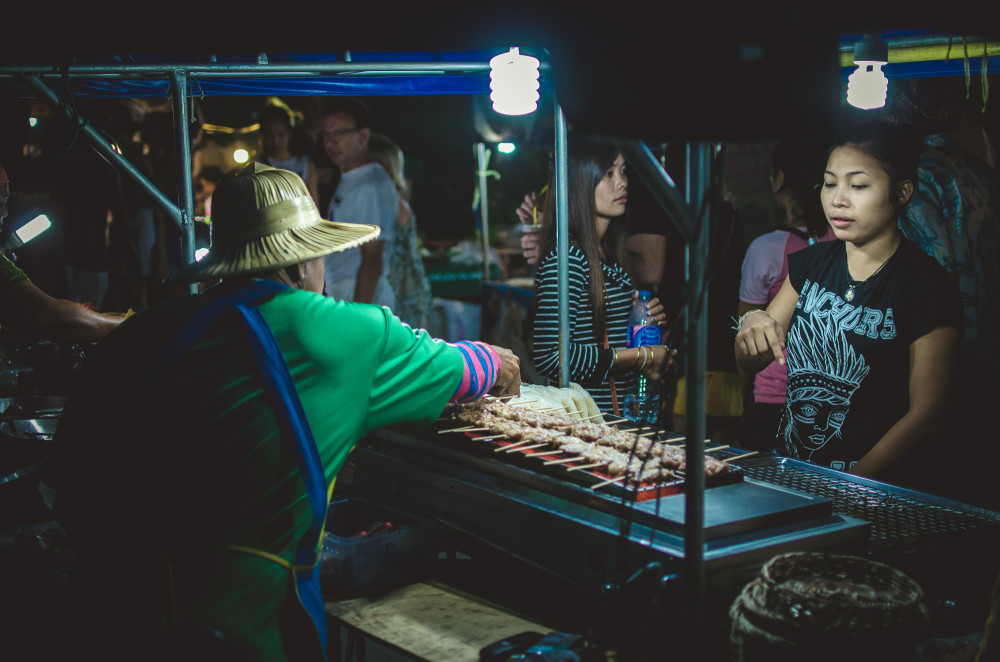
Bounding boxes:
[487,344,521,397]
[735,310,786,366]
[644,345,677,382]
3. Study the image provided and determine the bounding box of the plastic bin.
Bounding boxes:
[320,497,436,598]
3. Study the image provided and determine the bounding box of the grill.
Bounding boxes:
[735,456,1000,546]
[340,427,870,596]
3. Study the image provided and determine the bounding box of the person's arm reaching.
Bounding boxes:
[735,299,764,401]
[734,276,798,375]
[4,280,124,343]
[450,341,521,401]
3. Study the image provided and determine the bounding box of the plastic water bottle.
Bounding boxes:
[624,290,661,424]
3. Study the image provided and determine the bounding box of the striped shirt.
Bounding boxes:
[532,244,636,415]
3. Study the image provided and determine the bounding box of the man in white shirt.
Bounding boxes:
[320,99,398,307]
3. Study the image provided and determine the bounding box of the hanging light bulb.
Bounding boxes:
[489,47,540,116]
[846,34,889,110]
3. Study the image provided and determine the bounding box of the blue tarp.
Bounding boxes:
[0,50,553,99]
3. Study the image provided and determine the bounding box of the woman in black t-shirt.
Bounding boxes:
[734,121,962,481]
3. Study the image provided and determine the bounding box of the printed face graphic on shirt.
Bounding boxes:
[782,289,873,460]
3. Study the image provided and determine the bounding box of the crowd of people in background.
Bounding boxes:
[0,96,436,327]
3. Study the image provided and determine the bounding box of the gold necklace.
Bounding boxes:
[844,249,895,302]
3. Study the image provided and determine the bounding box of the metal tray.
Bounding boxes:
[734,456,1000,546]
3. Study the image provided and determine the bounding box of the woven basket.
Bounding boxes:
[730,552,929,662]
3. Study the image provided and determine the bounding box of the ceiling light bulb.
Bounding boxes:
[846,34,889,110]
[15,214,51,244]
[847,61,888,110]
[489,47,540,116]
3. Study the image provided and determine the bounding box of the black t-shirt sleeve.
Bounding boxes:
[786,241,829,292]
[904,249,964,342]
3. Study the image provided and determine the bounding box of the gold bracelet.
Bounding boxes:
[612,348,618,365]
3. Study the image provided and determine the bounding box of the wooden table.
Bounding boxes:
[325,580,554,661]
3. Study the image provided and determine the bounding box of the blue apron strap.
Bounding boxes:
[144,279,289,387]
[233,302,330,658]
[143,280,331,658]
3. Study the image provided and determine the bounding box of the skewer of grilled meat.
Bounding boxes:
[448,400,728,478]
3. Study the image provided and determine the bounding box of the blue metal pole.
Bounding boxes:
[170,70,197,295]
[554,101,569,388]
[683,141,712,628]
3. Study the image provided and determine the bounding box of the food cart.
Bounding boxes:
[1,11,999,659]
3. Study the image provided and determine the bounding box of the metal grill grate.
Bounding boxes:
[742,461,1000,544]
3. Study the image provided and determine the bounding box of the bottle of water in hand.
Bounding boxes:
[624,290,661,424]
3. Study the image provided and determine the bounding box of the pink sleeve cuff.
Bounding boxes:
[449,341,501,403]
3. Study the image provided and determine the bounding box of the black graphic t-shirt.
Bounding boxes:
[781,238,962,470]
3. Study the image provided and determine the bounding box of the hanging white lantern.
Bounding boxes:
[489,47,540,116]
[846,34,889,110]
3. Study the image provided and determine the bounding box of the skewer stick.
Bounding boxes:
[544,456,580,465]
[663,437,686,444]
[506,443,549,453]
[472,434,509,441]
[591,475,626,490]
[707,445,731,453]
[605,418,628,425]
[566,462,604,472]
[496,395,517,401]
[439,425,487,434]
[580,413,605,421]
[495,439,533,452]
[638,431,658,437]
[724,450,759,462]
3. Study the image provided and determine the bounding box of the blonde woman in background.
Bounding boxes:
[368,133,434,329]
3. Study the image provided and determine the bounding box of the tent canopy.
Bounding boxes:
[2,2,997,141]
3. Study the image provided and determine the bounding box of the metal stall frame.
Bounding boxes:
[0,53,716,627]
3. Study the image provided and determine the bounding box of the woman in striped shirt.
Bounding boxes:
[532,133,674,417]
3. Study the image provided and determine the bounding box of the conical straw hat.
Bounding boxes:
[170,162,379,282]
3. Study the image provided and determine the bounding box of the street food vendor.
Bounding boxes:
[734,120,961,482]
[47,163,521,661]
[0,163,123,342]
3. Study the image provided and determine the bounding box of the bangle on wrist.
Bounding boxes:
[612,348,618,366]
[732,309,766,332]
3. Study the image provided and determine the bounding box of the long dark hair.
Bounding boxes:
[537,132,629,333]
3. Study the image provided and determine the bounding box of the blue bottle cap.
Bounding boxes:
[638,290,652,299]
